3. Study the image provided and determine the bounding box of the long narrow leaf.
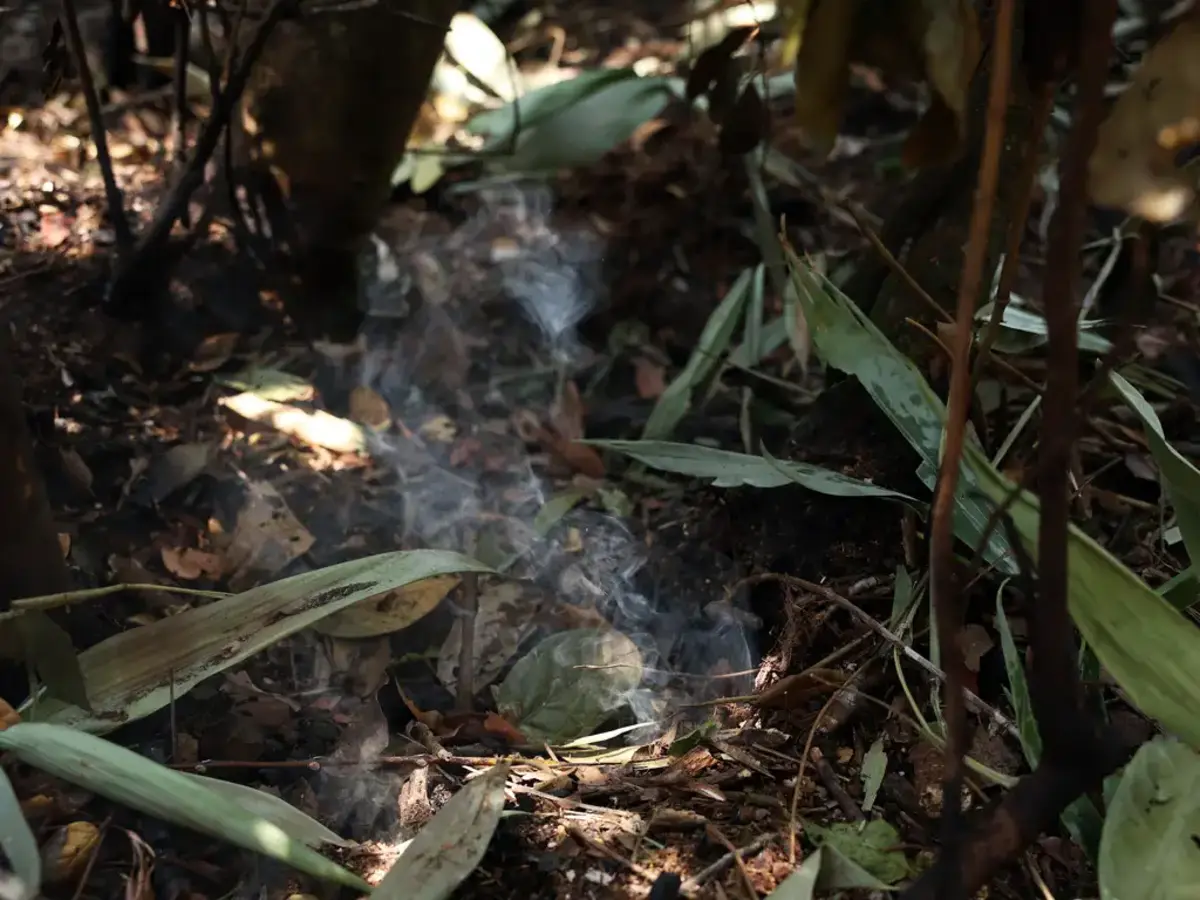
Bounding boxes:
[23,551,492,733]
[0,766,39,900]
[0,723,368,891]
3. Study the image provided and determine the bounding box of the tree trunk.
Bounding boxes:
[238,0,457,341]
[0,341,71,609]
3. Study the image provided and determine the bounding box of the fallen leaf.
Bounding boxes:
[220,393,367,454]
[189,333,239,373]
[551,380,587,442]
[633,356,667,398]
[1089,15,1200,222]
[348,385,392,431]
[161,547,223,581]
[223,480,315,591]
[139,442,213,505]
[40,821,100,884]
[495,628,643,743]
[438,580,543,693]
[956,623,994,673]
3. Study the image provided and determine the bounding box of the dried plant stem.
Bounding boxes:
[926,1,1014,896]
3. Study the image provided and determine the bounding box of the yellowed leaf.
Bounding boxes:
[311,575,462,638]
[41,821,101,884]
[792,0,860,156]
[1089,16,1200,222]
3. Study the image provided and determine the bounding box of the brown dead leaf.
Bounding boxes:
[792,0,980,166]
[223,479,315,591]
[549,433,607,479]
[1089,16,1200,222]
[792,0,859,156]
[0,696,20,729]
[39,209,71,249]
[483,711,527,744]
[41,821,101,885]
[634,356,667,398]
[188,333,239,373]
[348,384,392,430]
[160,546,223,581]
[956,623,994,673]
[551,379,587,442]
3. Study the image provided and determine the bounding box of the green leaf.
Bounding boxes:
[642,269,754,440]
[467,68,638,140]
[995,584,1040,768]
[767,847,822,899]
[784,246,1016,574]
[1110,371,1200,570]
[0,723,368,891]
[16,611,89,710]
[967,442,1200,748]
[474,71,675,174]
[23,551,492,733]
[375,765,509,900]
[178,773,354,848]
[495,629,643,743]
[861,737,887,813]
[591,439,916,499]
[1158,567,1199,612]
[0,766,39,900]
[1099,737,1200,900]
[804,819,912,887]
[533,488,592,536]
[973,302,1112,355]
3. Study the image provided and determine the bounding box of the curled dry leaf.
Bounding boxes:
[160,547,223,582]
[792,0,981,167]
[40,821,101,885]
[1089,16,1200,223]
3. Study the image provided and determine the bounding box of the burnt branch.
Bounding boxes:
[1032,0,1117,764]
[59,0,134,251]
[105,0,299,314]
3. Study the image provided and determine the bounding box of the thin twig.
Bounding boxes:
[733,574,1017,736]
[456,572,479,711]
[681,833,776,894]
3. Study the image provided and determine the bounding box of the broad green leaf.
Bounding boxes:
[805,819,909,889]
[783,246,1016,573]
[533,488,593,536]
[467,68,638,140]
[591,439,916,499]
[642,269,754,440]
[0,723,367,891]
[375,764,509,900]
[23,551,492,733]
[1099,737,1200,900]
[1158,567,1199,611]
[967,443,1200,749]
[496,629,643,743]
[178,773,353,848]
[995,584,1040,767]
[861,737,887,813]
[1109,370,1200,570]
[0,766,39,900]
[16,611,89,710]
[475,71,674,174]
[768,846,822,899]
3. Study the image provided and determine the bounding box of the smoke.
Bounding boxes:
[304,179,756,837]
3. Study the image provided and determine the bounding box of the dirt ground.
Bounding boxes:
[2,3,1197,900]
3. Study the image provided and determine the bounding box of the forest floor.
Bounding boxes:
[1,2,1198,899]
